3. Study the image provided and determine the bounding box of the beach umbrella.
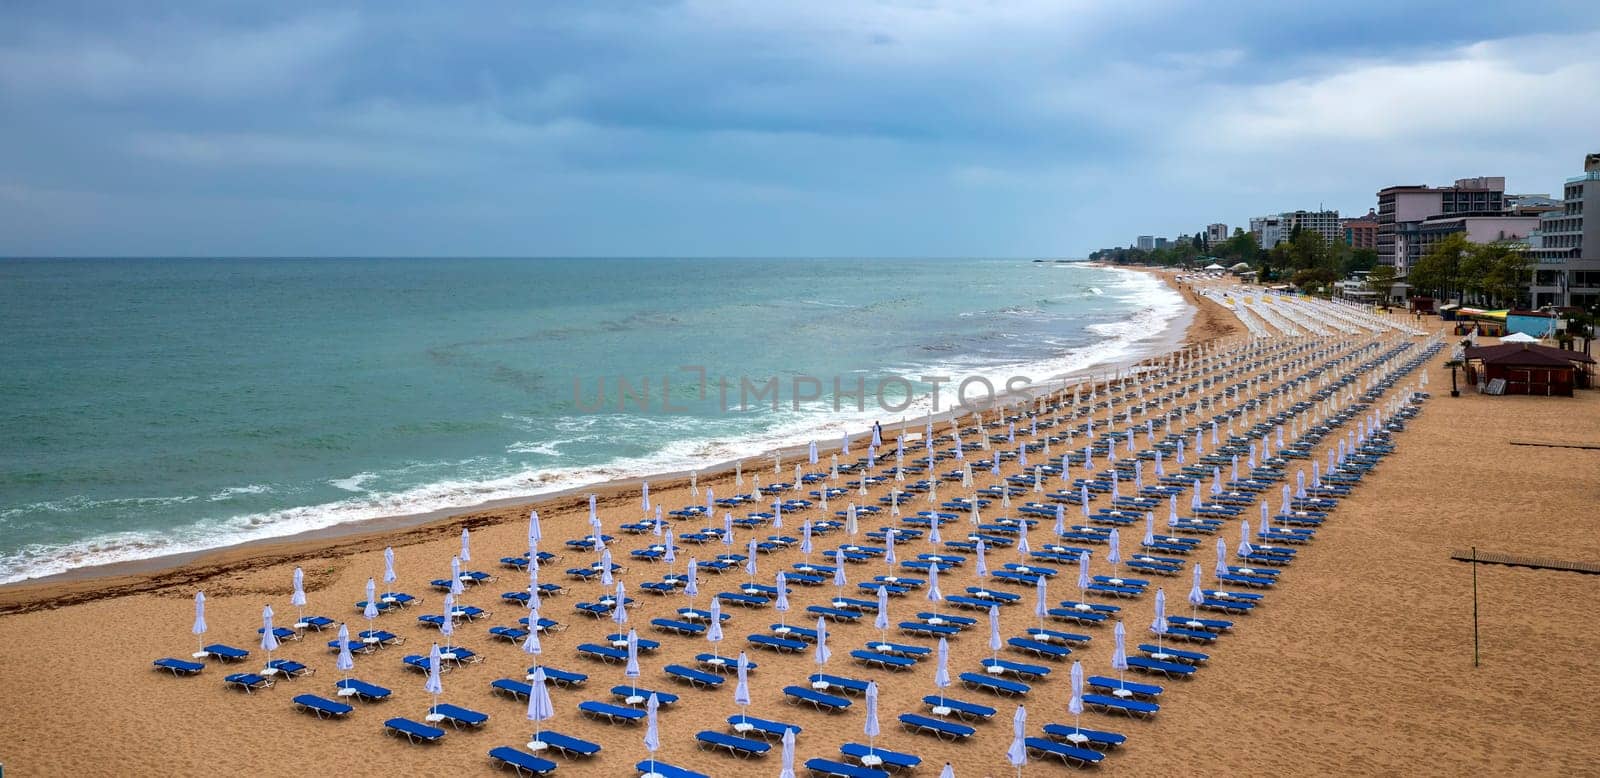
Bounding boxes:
[706,487,715,519]
[987,605,1002,663]
[383,546,397,584]
[1107,529,1122,578]
[865,681,881,752]
[842,432,850,456]
[1059,454,1070,484]
[1033,574,1048,631]
[724,514,735,546]
[1112,621,1129,690]
[814,616,832,669]
[929,517,942,545]
[1261,501,1271,534]
[991,451,1001,476]
[424,642,444,712]
[1111,469,1120,498]
[526,667,555,751]
[449,556,465,596]
[1015,526,1031,560]
[775,572,791,627]
[601,549,615,586]
[336,623,354,680]
[642,481,651,512]
[941,764,955,778]
[1143,512,1156,547]
[522,607,543,657]
[664,530,677,570]
[934,637,951,705]
[685,558,700,606]
[192,591,208,657]
[1068,660,1085,741]
[363,578,379,621]
[733,651,752,724]
[1190,480,1202,510]
[260,604,280,667]
[1007,705,1028,775]
[1215,539,1227,578]
[975,538,989,577]
[611,588,628,627]
[290,567,308,628]
[801,521,813,561]
[644,694,662,777]
[1076,551,1091,601]
[833,549,848,596]
[440,592,456,649]
[527,510,542,551]
[1239,520,1254,556]
[625,628,641,695]
[809,441,819,465]
[872,423,882,448]
[1151,588,1169,652]
[874,586,891,646]
[1210,467,1222,496]
[884,529,898,570]
[654,506,664,536]
[927,564,943,602]
[1080,483,1090,518]
[779,726,797,778]
[746,538,759,582]
[588,494,598,524]
[707,598,724,660]
[1189,564,1205,619]
[460,528,472,562]
[847,503,859,534]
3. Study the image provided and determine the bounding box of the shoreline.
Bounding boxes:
[0,265,1231,608]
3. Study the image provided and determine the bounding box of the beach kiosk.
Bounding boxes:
[1462,343,1595,396]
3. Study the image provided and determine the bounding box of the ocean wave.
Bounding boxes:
[0,264,1188,586]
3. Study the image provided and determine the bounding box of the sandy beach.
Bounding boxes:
[3,273,1596,778]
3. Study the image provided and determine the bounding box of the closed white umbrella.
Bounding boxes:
[363,578,379,622]
[528,510,542,550]
[664,530,677,572]
[874,586,891,647]
[814,616,832,671]
[940,763,955,778]
[801,521,813,562]
[642,481,651,512]
[987,605,1002,664]
[259,604,280,669]
[1151,587,1169,654]
[1215,538,1227,579]
[643,693,662,778]
[424,642,444,716]
[832,550,847,599]
[779,726,797,778]
[975,538,989,578]
[707,597,724,662]
[746,538,759,582]
[526,667,555,751]
[685,558,700,608]
[383,547,397,584]
[588,493,598,524]
[449,556,465,596]
[460,528,472,562]
[1107,529,1122,582]
[724,514,735,547]
[1067,660,1086,743]
[1239,520,1254,557]
[929,516,943,545]
[864,681,881,756]
[335,623,355,681]
[191,591,208,658]
[1054,503,1065,536]
[1006,705,1028,775]
[601,548,615,586]
[927,564,943,602]
[522,607,543,657]
[291,567,308,628]
[1076,551,1090,604]
[625,628,641,699]
[440,592,456,650]
[1189,564,1205,621]
[1112,620,1129,694]
[934,637,951,707]
[775,572,791,629]
[734,651,752,724]
[1033,574,1048,631]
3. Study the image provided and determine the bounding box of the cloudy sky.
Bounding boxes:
[2,1,1597,257]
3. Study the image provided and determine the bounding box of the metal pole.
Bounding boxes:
[1471,546,1480,668]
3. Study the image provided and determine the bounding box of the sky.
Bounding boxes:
[1,1,1598,258]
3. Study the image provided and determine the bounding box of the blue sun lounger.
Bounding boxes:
[809,674,871,695]
[850,650,916,671]
[696,653,753,672]
[805,758,891,778]
[1025,737,1104,767]
[807,606,862,623]
[612,685,679,706]
[488,745,558,776]
[385,717,445,744]
[1087,675,1163,699]
[301,615,336,631]
[429,703,489,728]
[491,679,534,700]
[980,658,1051,680]
[922,695,995,721]
[635,760,707,778]
[898,621,960,639]
[1047,607,1108,625]
[1024,627,1090,645]
[1140,644,1209,664]
[531,666,588,688]
[840,743,921,773]
[536,731,601,758]
[784,685,852,712]
[863,641,930,659]
[696,730,770,758]
[403,654,446,673]
[577,643,628,663]
[916,611,977,629]
[749,634,808,653]
[203,644,249,662]
[769,623,818,641]
[334,678,391,701]
[1007,637,1073,660]
[728,714,802,739]
[652,618,708,636]
[1083,693,1159,718]
[293,694,352,719]
[665,664,724,689]
[359,629,405,647]
[1041,723,1127,749]
[225,672,274,693]
[153,658,204,676]
[960,671,1029,696]
[899,713,975,741]
[580,700,646,725]
[1126,656,1196,678]
[490,626,531,643]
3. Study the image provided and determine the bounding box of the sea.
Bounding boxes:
[0,257,1186,584]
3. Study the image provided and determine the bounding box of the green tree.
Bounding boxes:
[1475,243,1531,307]
[1366,265,1397,301]
[1288,230,1329,271]
[1409,233,1471,301]
[1344,248,1378,275]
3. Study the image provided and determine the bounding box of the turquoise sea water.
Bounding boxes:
[0,258,1184,583]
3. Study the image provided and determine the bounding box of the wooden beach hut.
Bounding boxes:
[1462,343,1596,396]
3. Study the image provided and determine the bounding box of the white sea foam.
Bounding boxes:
[0,265,1189,585]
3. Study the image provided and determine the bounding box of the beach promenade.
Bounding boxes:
[1,275,1595,777]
